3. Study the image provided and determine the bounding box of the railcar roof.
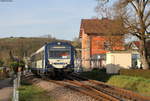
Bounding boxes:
[30,42,74,57]
[46,41,72,46]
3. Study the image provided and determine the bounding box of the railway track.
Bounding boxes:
[69,73,150,101]
[22,72,150,101]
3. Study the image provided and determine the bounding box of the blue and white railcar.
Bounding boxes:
[30,42,75,76]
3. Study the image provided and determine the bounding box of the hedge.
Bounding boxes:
[80,68,112,82]
[120,69,150,79]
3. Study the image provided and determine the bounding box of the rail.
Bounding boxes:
[71,73,150,101]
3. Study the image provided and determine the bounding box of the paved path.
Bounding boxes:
[0,78,13,101]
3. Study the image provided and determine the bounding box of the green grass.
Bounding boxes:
[120,69,150,79]
[19,85,53,101]
[80,68,150,96]
[107,75,150,96]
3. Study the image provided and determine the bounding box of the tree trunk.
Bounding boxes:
[140,39,149,69]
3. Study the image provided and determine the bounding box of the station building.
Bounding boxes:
[79,18,125,69]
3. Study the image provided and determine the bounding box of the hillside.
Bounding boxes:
[0,37,71,65]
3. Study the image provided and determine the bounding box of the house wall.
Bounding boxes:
[91,35,124,55]
[106,52,132,73]
[91,36,108,55]
[81,30,91,69]
[110,36,125,50]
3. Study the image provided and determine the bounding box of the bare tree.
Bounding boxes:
[95,0,115,19]
[72,37,81,49]
[96,0,150,69]
[95,0,126,51]
[72,37,81,58]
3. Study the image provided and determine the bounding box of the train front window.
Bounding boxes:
[49,50,70,59]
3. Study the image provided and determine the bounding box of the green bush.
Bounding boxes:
[0,60,4,67]
[10,61,19,68]
[9,61,19,74]
[19,60,25,67]
[119,69,150,79]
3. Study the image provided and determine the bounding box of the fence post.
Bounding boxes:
[16,90,19,101]
[17,72,21,87]
[13,72,21,101]
[13,78,16,101]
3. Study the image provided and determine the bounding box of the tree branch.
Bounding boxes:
[130,32,142,39]
[144,0,149,6]
[130,1,139,13]
[144,10,150,22]
[146,22,150,28]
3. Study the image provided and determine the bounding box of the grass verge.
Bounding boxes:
[120,69,150,79]
[107,75,150,96]
[80,68,150,96]
[19,80,53,101]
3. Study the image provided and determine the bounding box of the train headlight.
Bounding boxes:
[57,42,61,45]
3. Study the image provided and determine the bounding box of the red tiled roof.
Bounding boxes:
[79,18,125,38]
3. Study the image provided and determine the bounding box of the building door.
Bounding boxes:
[111,55,115,64]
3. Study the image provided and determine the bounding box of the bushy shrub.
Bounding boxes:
[9,61,19,74]
[0,60,4,67]
[10,61,19,68]
[119,69,150,79]
[19,60,25,68]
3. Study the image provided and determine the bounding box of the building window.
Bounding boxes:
[104,41,110,50]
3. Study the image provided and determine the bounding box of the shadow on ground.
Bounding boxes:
[79,68,117,82]
[0,78,13,89]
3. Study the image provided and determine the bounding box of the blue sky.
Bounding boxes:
[0,0,98,40]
